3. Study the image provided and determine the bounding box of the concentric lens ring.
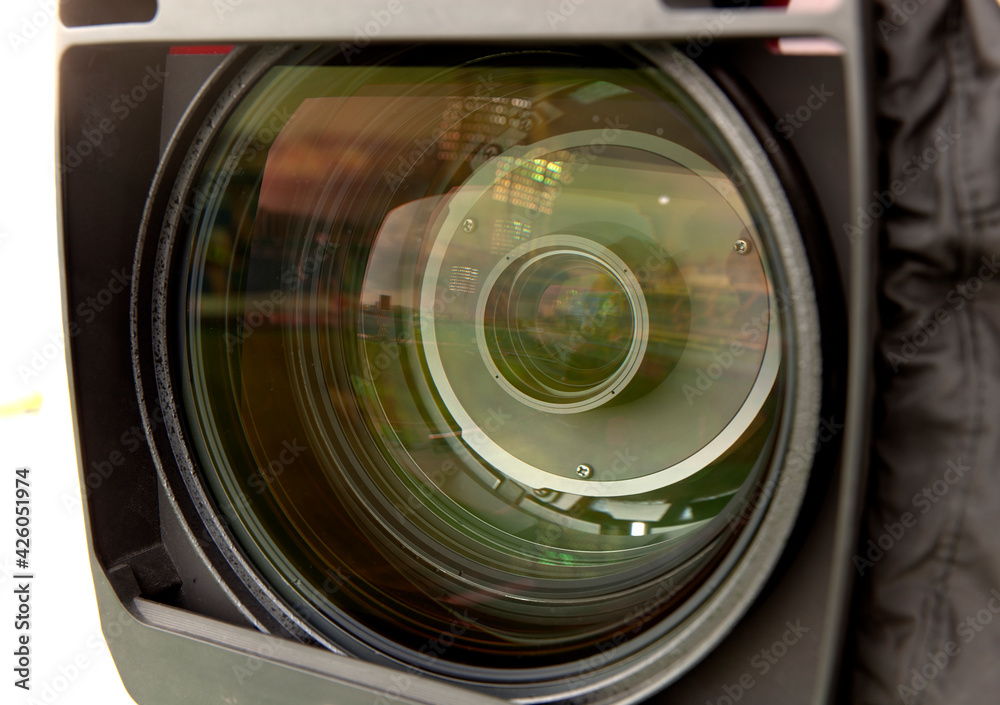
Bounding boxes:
[142,41,825,703]
[418,130,783,498]
[475,235,649,413]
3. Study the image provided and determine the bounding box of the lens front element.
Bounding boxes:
[166,45,818,698]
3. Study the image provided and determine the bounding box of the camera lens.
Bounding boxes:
[159,43,819,698]
[480,239,644,410]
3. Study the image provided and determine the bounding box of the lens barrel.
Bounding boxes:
[147,43,822,699]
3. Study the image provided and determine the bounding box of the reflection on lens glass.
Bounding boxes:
[491,252,635,396]
[177,47,786,680]
[481,238,647,410]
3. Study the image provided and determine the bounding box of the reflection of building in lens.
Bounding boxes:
[436,95,535,164]
[492,157,564,215]
[448,265,479,294]
[678,253,769,354]
[490,218,531,255]
[360,295,402,342]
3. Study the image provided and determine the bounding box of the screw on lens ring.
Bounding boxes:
[417,130,782,497]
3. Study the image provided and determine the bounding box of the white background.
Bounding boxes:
[0,1,137,703]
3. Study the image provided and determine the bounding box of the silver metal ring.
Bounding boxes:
[474,235,649,414]
[418,130,782,498]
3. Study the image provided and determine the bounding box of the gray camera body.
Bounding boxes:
[58,2,873,704]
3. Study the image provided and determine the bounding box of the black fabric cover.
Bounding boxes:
[853,1,1000,703]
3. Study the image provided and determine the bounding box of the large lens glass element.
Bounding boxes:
[170,45,811,693]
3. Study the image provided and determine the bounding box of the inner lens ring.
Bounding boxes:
[506,252,634,395]
[477,236,647,412]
